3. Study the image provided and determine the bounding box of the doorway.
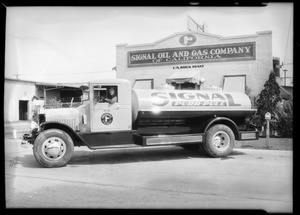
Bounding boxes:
[19,100,28,120]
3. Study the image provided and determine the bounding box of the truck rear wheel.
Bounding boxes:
[203,124,235,157]
[33,129,74,168]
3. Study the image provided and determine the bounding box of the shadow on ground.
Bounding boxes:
[7,154,41,169]
[12,146,246,168]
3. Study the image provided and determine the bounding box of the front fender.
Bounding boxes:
[40,121,87,146]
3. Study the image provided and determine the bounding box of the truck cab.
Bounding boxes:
[88,79,132,132]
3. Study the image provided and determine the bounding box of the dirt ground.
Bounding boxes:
[235,137,293,151]
[5,138,293,212]
[4,122,293,212]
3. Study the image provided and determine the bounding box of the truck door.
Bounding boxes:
[91,84,121,131]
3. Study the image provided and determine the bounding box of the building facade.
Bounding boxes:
[4,79,38,122]
[116,31,273,98]
[4,78,83,122]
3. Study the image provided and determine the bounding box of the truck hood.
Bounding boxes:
[44,108,80,130]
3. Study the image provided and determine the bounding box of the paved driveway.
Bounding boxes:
[5,138,293,212]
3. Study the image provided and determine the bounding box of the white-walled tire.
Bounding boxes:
[33,129,74,168]
[203,124,235,157]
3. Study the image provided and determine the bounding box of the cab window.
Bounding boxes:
[93,85,118,104]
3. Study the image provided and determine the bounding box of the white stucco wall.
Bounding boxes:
[4,79,37,122]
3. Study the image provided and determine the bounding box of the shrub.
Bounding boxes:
[272,99,293,137]
[252,71,281,127]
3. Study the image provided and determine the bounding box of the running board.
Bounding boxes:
[134,133,203,146]
[89,144,142,150]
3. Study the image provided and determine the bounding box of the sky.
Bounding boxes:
[5,4,293,83]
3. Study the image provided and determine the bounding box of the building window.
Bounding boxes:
[273,57,281,77]
[19,100,28,120]
[94,85,118,104]
[223,75,246,93]
[133,79,154,89]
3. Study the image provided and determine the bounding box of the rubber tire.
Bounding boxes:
[203,124,235,158]
[180,143,200,151]
[33,129,74,168]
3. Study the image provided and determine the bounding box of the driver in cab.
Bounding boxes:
[97,87,117,104]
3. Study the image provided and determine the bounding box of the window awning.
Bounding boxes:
[166,71,200,84]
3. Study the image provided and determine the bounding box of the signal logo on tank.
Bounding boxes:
[150,92,241,107]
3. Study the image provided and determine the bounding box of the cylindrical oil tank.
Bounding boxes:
[131,89,255,124]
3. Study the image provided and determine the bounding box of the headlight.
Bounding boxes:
[30,121,39,130]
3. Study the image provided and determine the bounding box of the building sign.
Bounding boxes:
[179,34,196,46]
[128,42,255,67]
[173,64,204,70]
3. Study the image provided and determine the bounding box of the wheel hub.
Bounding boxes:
[213,136,222,145]
[42,137,66,160]
[212,131,230,151]
[46,142,61,157]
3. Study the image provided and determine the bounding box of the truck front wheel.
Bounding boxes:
[203,124,235,157]
[33,129,74,168]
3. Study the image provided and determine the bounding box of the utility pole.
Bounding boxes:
[265,112,271,149]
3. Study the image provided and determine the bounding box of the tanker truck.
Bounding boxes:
[21,79,258,167]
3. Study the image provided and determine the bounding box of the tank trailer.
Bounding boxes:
[21,79,258,167]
